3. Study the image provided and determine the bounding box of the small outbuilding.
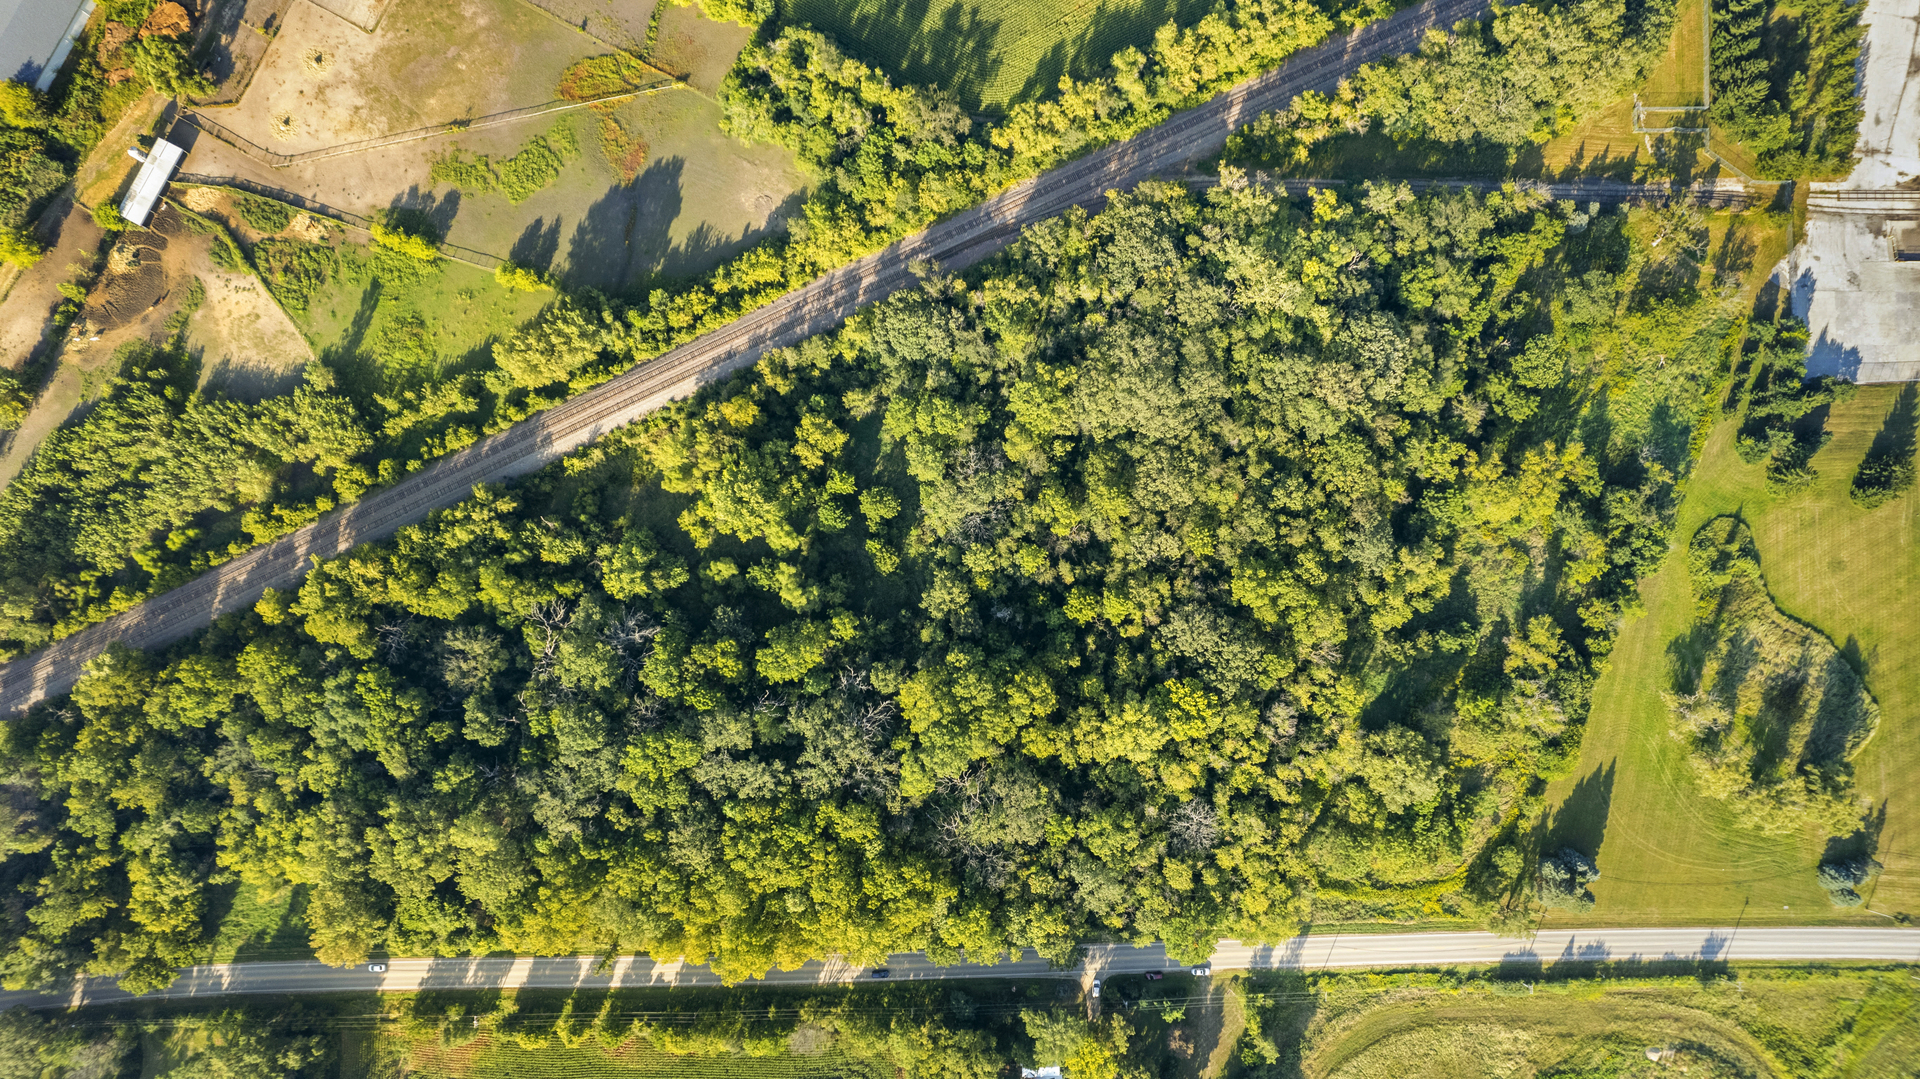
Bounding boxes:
[0,0,96,92]
[119,138,187,227]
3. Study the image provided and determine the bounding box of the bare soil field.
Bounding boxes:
[208,0,582,153]
[184,258,312,402]
[0,201,106,373]
[190,0,295,107]
[175,0,806,298]
[650,1,750,93]
[523,0,662,55]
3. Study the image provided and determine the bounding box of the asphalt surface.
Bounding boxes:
[0,0,1493,714]
[4,927,1914,1010]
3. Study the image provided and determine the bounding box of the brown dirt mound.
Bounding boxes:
[86,255,168,331]
[287,213,332,243]
[139,2,193,39]
[98,21,135,57]
[179,187,223,213]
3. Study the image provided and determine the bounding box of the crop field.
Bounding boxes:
[783,0,1215,110]
[1542,380,1920,927]
[1242,964,1920,1078]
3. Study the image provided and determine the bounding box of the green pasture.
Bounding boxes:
[1243,964,1920,1079]
[1542,381,1920,927]
[783,0,1215,110]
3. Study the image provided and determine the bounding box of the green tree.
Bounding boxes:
[0,225,44,269]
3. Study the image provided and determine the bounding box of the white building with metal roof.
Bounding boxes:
[120,137,185,227]
[1,0,96,92]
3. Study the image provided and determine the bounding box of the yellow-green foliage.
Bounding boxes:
[1665,516,1877,836]
[557,52,662,101]
[429,124,580,204]
[494,261,554,292]
[370,222,441,262]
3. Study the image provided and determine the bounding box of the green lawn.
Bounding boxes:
[783,0,1214,110]
[295,245,551,388]
[1239,964,1920,1079]
[1542,385,1920,927]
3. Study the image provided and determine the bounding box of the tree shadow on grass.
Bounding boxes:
[1537,760,1617,865]
[511,215,563,272]
[1848,383,1919,505]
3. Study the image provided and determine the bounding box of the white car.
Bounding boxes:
[367,963,387,973]
[1191,965,1210,976]
[1090,979,1101,998]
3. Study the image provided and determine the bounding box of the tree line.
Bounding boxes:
[1710,0,1864,179]
[1223,0,1681,170]
[0,174,1743,993]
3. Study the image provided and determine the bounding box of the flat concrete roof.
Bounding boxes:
[0,0,94,92]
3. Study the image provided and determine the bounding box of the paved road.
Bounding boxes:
[0,0,1493,714]
[3,927,1913,1010]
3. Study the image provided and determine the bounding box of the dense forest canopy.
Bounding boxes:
[0,175,1745,992]
[0,0,1704,659]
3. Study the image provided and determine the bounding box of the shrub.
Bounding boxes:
[92,202,130,231]
[1537,848,1599,911]
[234,194,294,233]
[1817,856,1881,906]
[369,222,440,262]
[129,35,215,98]
[0,369,30,430]
[557,52,658,101]
[428,149,497,195]
[493,261,553,292]
[0,79,50,128]
[0,224,45,267]
[253,238,337,314]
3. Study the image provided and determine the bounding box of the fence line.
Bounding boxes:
[183,79,679,169]
[171,176,507,270]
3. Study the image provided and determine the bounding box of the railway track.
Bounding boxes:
[0,0,1493,714]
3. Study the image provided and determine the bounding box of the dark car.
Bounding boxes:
[1145,971,1163,980]
[871,968,892,979]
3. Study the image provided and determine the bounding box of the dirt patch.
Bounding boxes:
[287,212,333,243]
[0,200,107,372]
[180,186,224,213]
[141,2,195,39]
[650,2,751,94]
[100,21,137,56]
[84,236,170,332]
[187,249,312,402]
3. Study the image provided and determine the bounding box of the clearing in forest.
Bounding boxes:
[783,0,1216,111]
[1541,380,1920,926]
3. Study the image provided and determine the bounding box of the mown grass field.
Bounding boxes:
[1542,379,1920,927]
[783,0,1213,110]
[1241,964,1920,1079]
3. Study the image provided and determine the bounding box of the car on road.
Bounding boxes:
[1090,979,1101,998]
[367,964,387,973]
[1145,971,1163,980]
[1191,965,1210,976]
[871,968,891,979]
